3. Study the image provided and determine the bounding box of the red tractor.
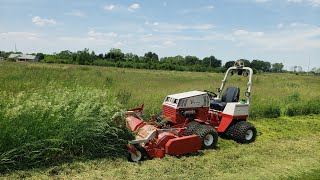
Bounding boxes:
[123,61,257,162]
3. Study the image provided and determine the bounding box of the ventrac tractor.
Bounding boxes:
[122,61,257,162]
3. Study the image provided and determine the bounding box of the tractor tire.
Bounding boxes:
[127,146,147,162]
[226,121,257,144]
[184,121,201,136]
[195,125,218,149]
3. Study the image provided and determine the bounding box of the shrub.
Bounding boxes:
[0,87,133,172]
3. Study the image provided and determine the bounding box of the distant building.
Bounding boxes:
[8,53,38,62]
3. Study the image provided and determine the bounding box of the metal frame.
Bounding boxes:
[217,62,253,104]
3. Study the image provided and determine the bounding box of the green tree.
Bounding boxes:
[125,53,139,62]
[36,53,45,61]
[271,63,284,73]
[185,56,199,65]
[76,48,92,65]
[251,60,271,72]
[202,56,221,67]
[224,61,235,69]
[144,52,159,62]
[106,48,124,62]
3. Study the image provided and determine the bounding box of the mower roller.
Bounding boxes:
[123,61,257,162]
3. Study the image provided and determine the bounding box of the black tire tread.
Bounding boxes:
[195,125,218,149]
[184,121,201,136]
[226,121,257,144]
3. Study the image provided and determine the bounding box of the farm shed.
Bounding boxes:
[8,53,38,62]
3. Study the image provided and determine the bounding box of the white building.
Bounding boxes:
[8,54,38,62]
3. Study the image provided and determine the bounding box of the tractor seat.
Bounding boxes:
[210,86,240,111]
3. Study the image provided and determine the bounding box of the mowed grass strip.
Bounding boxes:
[2,115,320,179]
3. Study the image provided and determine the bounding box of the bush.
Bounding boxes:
[0,87,133,172]
[250,103,281,119]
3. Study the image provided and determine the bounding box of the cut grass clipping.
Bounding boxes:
[0,87,133,172]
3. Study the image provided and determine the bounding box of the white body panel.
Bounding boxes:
[163,91,210,109]
[222,102,250,116]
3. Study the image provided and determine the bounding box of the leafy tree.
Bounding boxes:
[36,53,45,61]
[238,59,251,67]
[58,50,73,59]
[224,61,235,69]
[251,60,271,72]
[106,48,124,62]
[202,56,221,67]
[144,52,159,62]
[125,53,139,62]
[185,56,199,65]
[97,53,104,59]
[76,48,93,65]
[272,63,284,73]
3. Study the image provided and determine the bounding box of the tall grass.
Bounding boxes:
[0,87,133,172]
[0,61,320,172]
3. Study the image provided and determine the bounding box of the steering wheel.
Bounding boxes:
[204,90,217,99]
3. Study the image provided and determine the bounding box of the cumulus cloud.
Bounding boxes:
[104,4,115,11]
[128,3,140,12]
[32,16,56,26]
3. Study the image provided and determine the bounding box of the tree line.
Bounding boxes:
[0,48,310,74]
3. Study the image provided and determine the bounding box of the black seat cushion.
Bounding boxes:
[210,86,240,111]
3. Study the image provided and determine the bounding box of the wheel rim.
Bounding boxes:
[130,151,142,162]
[245,130,253,140]
[204,134,214,146]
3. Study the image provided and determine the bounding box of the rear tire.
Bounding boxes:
[226,121,257,144]
[184,121,201,136]
[195,125,218,149]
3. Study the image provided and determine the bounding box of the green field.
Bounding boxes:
[1,61,320,179]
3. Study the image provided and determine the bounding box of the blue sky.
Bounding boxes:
[0,0,319,70]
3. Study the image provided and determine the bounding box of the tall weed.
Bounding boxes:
[0,87,133,172]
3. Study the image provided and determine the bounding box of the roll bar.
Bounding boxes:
[217,61,253,104]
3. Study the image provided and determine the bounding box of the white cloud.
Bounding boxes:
[32,16,56,26]
[147,22,215,32]
[88,30,118,38]
[163,40,176,47]
[233,29,264,37]
[277,23,284,28]
[231,24,320,51]
[287,0,320,7]
[65,10,85,17]
[104,4,115,11]
[0,31,40,40]
[254,0,270,3]
[128,3,140,12]
[113,41,125,47]
[207,5,215,9]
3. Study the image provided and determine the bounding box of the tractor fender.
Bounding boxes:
[217,114,248,133]
[217,116,233,133]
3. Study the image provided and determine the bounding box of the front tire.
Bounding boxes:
[227,121,257,144]
[195,125,218,149]
[184,121,201,136]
